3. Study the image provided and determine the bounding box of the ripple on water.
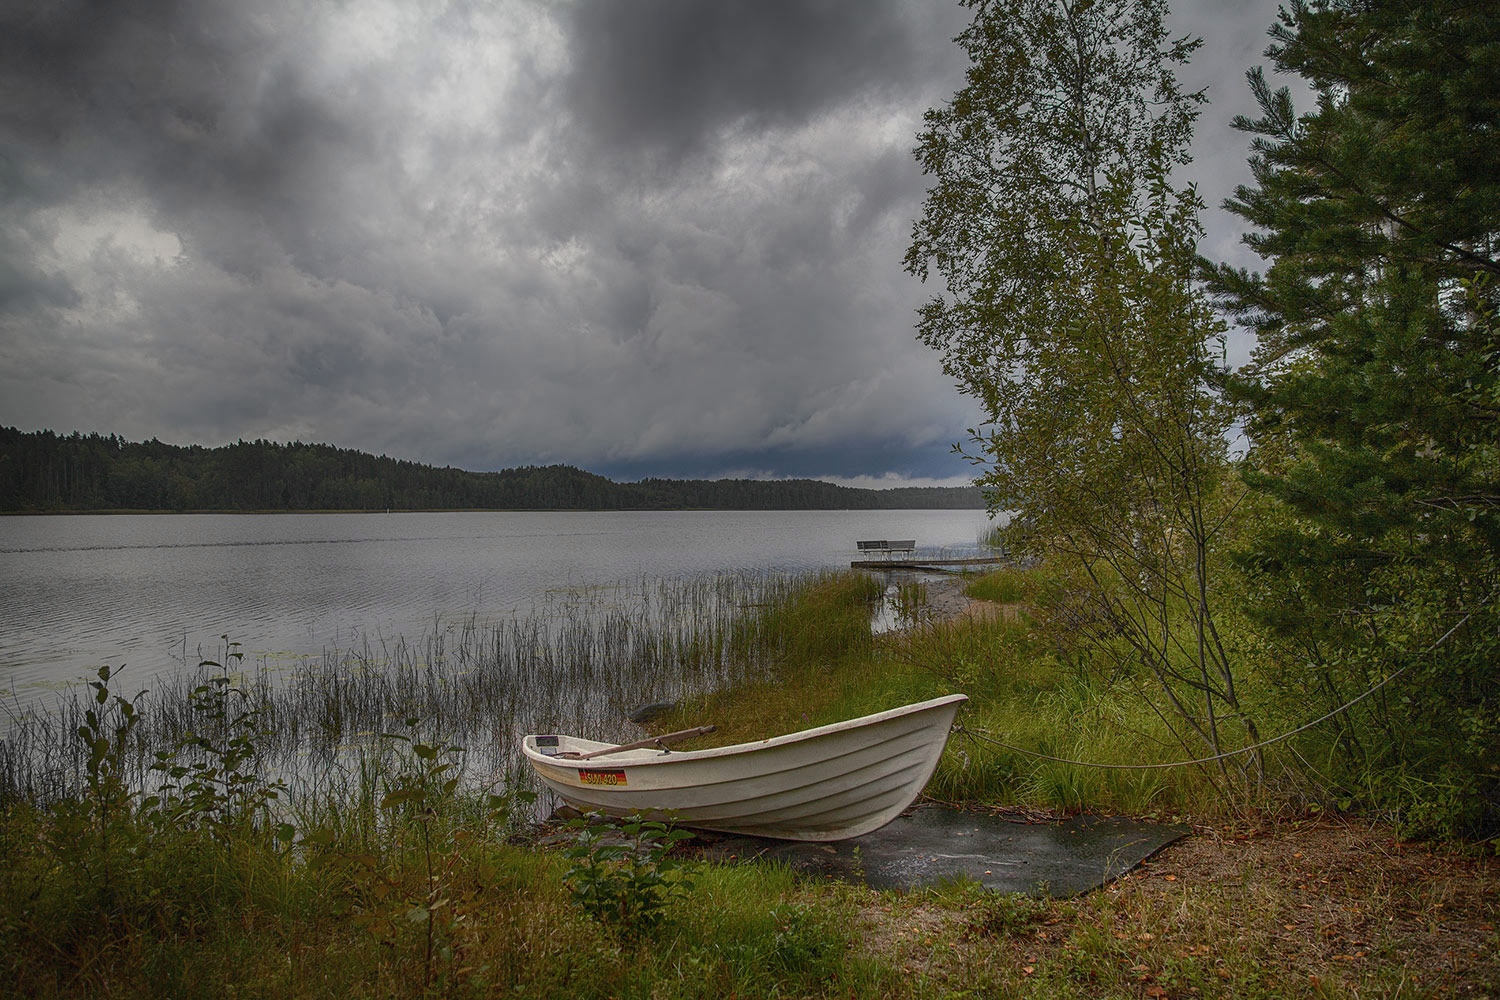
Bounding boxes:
[0,509,997,704]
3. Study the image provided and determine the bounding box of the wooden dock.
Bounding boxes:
[851,557,1007,571]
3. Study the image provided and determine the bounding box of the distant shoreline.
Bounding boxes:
[2,426,985,513]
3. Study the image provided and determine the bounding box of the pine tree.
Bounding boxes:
[1206,0,1500,836]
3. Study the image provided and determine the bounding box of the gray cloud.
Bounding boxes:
[0,0,1284,484]
[562,0,962,172]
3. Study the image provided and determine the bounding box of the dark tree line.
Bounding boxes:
[0,427,983,512]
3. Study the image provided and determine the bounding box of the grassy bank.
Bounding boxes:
[1,568,1494,997]
[663,567,1231,819]
[652,569,1498,995]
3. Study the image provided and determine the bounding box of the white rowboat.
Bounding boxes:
[521,694,967,841]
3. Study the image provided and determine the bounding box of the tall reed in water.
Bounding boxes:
[0,571,809,808]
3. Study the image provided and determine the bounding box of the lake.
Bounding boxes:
[0,509,993,702]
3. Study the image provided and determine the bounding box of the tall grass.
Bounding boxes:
[0,568,901,999]
[658,572,886,746]
[0,572,805,811]
[961,565,1032,603]
[672,563,1291,820]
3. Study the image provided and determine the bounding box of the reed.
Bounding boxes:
[961,565,1032,603]
[0,571,804,811]
[0,570,902,998]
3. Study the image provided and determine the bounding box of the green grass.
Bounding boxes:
[658,564,1267,820]
[961,566,1032,603]
[0,795,899,999]
[2,566,1492,997]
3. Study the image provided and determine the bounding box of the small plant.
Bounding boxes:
[78,664,143,828]
[767,902,839,974]
[54,664,146,902]
[562,812,695,936]
[965,890,1050,938]
[378,718,467,987]
[145,648,290,843]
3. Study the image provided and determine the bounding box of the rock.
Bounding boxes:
[627,700,676,724]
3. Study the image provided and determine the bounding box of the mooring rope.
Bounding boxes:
[952,609,1474,771]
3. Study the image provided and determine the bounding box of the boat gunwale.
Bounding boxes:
[522,693,967,770]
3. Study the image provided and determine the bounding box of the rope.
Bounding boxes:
[953,609,1474,772]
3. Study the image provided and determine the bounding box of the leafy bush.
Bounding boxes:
[145,653,290,843]
[562,812,695,936]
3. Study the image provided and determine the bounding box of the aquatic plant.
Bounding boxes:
[0,571,805,811]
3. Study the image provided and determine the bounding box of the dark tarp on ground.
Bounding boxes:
[688,805,1189,896]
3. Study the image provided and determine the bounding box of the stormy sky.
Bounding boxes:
[1,0,1285,486]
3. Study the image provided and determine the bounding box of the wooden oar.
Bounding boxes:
[555,725,716,761]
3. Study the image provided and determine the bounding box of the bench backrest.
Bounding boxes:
[856,539,916,553]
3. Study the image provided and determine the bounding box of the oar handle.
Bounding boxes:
[558,725,717,761]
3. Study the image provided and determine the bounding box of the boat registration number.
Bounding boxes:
[577,769,627,786]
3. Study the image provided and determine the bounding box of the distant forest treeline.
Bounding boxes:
[0,427,983,512]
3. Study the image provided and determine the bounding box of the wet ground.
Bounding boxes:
[686,805,1188,897]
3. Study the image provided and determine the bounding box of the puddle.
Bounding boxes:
[868,571,960,634]
[687,804,1188,897]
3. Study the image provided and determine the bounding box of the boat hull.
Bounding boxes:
[522,694,966,841]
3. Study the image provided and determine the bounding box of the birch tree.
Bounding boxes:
[906,0,1259,789]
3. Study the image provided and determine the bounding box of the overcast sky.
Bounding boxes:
[1,0,1287,487]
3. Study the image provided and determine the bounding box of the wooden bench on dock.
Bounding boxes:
[856,539,917,559]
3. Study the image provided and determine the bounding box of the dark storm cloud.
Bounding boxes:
[3,1,293,200]
[563,0,961,170]
[0,0,1286,484]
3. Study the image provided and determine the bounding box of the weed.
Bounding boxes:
[144,647,290,844]
[378,718,466,987]
[49,664,146,910]
[562,812,695,937]
[964,890,1049,938]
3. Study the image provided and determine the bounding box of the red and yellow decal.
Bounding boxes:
[577,769,627,787]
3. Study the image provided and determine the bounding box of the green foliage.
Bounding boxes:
[906,0,1205,400]
[76,663,143,835]
[42,664,147,912]
[908,0,1258,795]
[145,648,289,843]
[1207,0,1500,837]
[562,812,695,936]
[962,566,1031,603]
[379,719,464,822]
[375,719,469,987]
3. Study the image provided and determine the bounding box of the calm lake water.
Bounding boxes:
[0,509,992,702]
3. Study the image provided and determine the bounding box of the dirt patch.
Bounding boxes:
[1127,819,1500,991]
[914,574,973,621]
[908,574,1018,625]
[855,898,956,966]
[860,816,1499,997]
